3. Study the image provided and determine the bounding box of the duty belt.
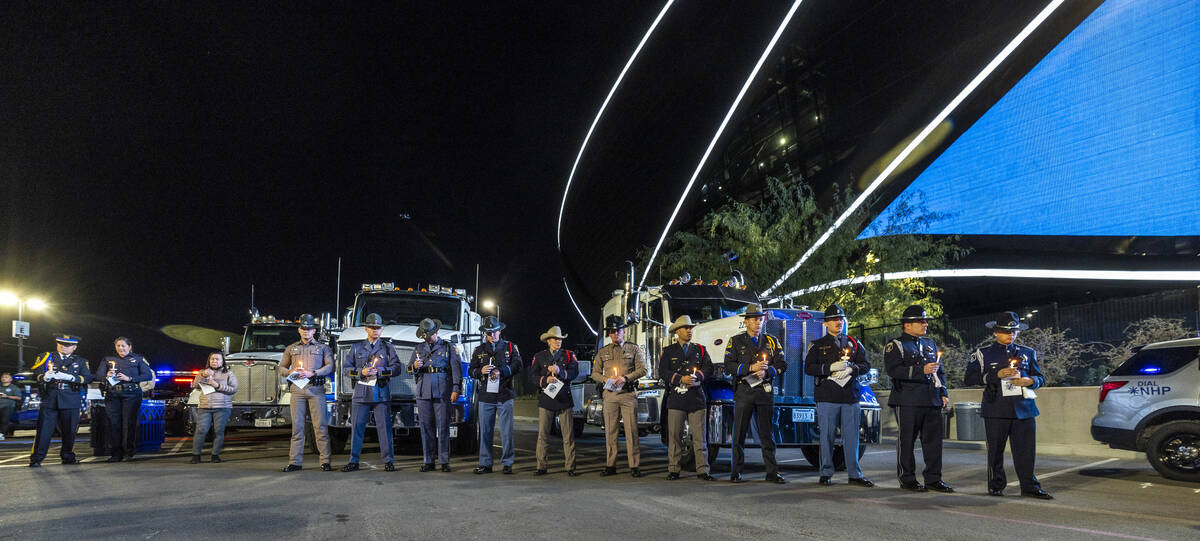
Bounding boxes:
[421,367,447,373]
[113,382,140,392]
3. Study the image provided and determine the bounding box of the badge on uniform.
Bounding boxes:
[764,383,773,393]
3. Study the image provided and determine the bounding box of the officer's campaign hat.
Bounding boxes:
[480,315,506,333]
[741,303,767,318]
[540,326,568,342]
[603,314,630,332]
[668,315,697,334]
[54,334,81,345]
[985,311,1029,331]
[823,304,847,320]
[900,305,929,322]
[362,313,384,328]
[416,318,441,339]
[297,314,319,328]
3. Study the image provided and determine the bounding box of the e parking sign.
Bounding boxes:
[12,320,30,339]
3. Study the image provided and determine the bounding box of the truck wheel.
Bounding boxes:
[573,417,585,439]
[801,446,820,468]
[1146,421,1200,482]
[329,427,349,455]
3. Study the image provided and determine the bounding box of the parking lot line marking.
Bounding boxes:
[0,454,29,464]
[938,508,1164,541]
[1038,457,1118,480]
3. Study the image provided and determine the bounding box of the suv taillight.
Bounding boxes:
[1099,380,1128,402]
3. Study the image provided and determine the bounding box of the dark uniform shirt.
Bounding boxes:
[964,342,1043,419]
[468,339,523,403]
[883,333,948,407]
[32,352,93,409]
[530,348,578,411]
[804,333,871,404]
[96,353,153,395]
[658,341,714,412]
[723,332,786,405]
[411,338,463,399]
[346,338,401,403]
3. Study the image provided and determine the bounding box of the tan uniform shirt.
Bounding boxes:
[590,341,646,393]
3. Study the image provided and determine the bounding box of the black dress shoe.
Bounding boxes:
[125,455,136,462]
[849,477,875,488]
[474,466,493,474]
[667,472,680,480]
[190,455,201,464]
[321,463,332,472]
[502,465,512,474]
[927,481,955,493]
[534,469,548,476]
[61,458,77,465]
[601,466,616,476]
[440,464,451,472]
[766,474,787,484]
[1021,489,1053,500]
[282,464,302,472]
[988,488,1005,497]
[730,472,744,483]
[210,455,222,464]
[631,468,643,478]
[818,476,833,485]
[384,462,395,472]
[698,473,716,481]
[899,481,927,492]
[567,469,579,477]
[107,456,123,463]
[29,462,41,468]
[420,463,435,472]
[342,462,360,472]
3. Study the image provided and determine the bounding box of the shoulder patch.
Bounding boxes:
[885,342,895,353]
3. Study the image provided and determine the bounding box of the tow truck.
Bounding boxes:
[327,283,481,455]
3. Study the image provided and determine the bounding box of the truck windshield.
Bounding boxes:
[670,298,753,323]
[354,294,460,330]
[242,326,299,352]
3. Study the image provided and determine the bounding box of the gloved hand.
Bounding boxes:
[832,369,853,380]
[47,371,71,381]
[829,361,850,372]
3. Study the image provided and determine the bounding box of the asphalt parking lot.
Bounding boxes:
[2,420,1198,541]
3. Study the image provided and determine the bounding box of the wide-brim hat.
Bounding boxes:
[540,326,568,342]
[741,303,767,318]
[481,315,506,333]
[823,304,847,320]
[668,315,698,333]
[54,334,81,345]
[297,313,319,328]
[986,311,1029,331]
[362,313,384,327]
[900,305,929,322]
[416,318,441,338]
[603,314,631,332]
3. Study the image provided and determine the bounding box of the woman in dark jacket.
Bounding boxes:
[529,326,579,476]
[190,352,238,463]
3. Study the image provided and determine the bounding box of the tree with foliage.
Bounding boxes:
[1098,317,1194,372]
[940,327,1089,388]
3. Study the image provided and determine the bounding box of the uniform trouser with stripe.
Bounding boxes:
[31,406,80,463]
[106,393,142,458]
[667,408,708,474]
[350,401,393,463]
[416,397,451,464]
[817,401,862,478]
[985,416,1040,492]
[602,390,639,468]
[478,399,514,467]
[732,400,777,476]
[536,407,575,470]
[289,387,331,465]
[894,405,943,484]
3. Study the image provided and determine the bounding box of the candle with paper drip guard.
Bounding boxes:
[107,360,120,386]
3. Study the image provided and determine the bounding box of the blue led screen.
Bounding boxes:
[862,0,1200,238]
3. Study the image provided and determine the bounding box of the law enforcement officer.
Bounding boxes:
[280,314,334,472]
[29,334,93,467]
[804,305,874,487]
[724,304,788,484]
[884,305,952,492]
[659,315,715,481]
[469,316,523,474]
[342,313,401,472]
[964,312,1052,499]
[410,318,462,472]
[96,336,153,462]
[530,326,579,476]
[591,315,646,477]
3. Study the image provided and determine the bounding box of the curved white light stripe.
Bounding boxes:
[768,268,1200,302]
[563,278,599,336]
[762,0,1067,297]
[557,0,676,250]
[639,0,806,288]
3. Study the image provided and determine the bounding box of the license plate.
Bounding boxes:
[254,418,273,428]
[792,408,815,423]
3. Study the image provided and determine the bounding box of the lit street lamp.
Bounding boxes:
[1,291,47,373]
[482,299,500,320]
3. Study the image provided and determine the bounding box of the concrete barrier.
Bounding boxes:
[875,386,1141,459]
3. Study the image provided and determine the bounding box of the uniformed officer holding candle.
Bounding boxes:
[884,305,952,492]
[341,313,401,472]
[30,334,93,467]
[411,318,463,472]
[658,315,715,481]
[724,304,788,484]
[591,315,646,477]
[280,314,334,472]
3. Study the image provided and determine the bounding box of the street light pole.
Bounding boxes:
[16,301,24,373]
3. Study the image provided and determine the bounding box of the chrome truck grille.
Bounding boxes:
[228,361,279,404]
[338,341,418,398]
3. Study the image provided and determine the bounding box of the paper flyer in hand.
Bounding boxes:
[486,376,500,394]
[831,370,853,387]
[198,382,216,395]
[543,380,563,398]
[286,371,310,389]
[743,373,763,388]
[107,376,120,387]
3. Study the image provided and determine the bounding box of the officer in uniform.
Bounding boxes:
[725,304,788,484]
[804,305,874,487]
[469,315,523,474]
[29,334,93,467]
[280,314,334,472]
[530,326,579,476]
[884,305,952,492]
[96,336,153,462]
[659,315,715,481]
[411,318,462,472]
[341,313,400,472]
[964,312,1052,499]
[591,314,646,477]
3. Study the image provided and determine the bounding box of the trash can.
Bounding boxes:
[954,402,985,441]
[137,399,165,453]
